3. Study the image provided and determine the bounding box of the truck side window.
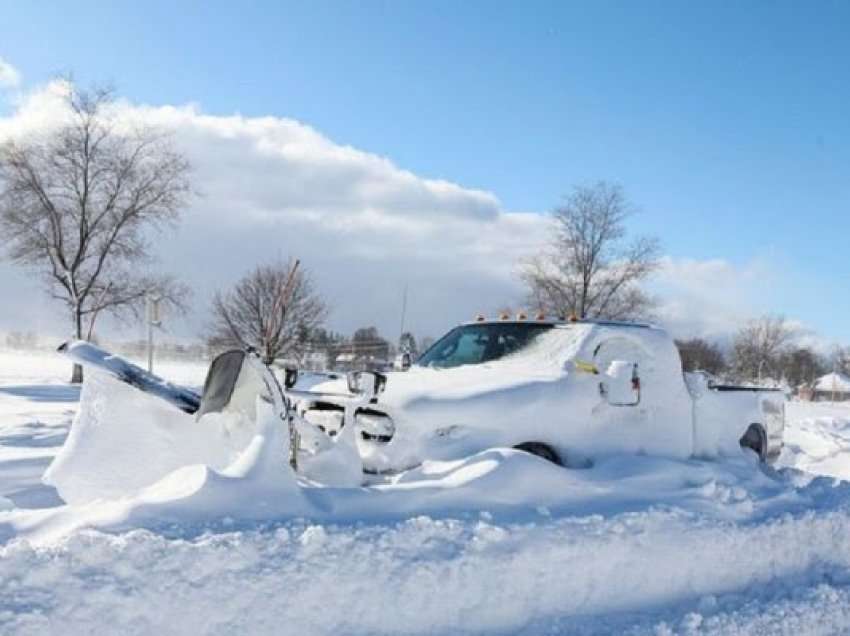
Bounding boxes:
[418,323,554,368]
[450,332,488,366]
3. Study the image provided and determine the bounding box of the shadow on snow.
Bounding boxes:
[0,384,81,403]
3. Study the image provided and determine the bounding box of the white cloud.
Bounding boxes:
[0,58,21,89]
[650,256,835,352]
[0,81,822,347]
[651,257,775,339]
[0,83,551,340]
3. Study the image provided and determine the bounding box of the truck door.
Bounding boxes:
[593,338,648,405]
[590,335,693,458]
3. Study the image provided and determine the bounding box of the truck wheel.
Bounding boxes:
[739,424,767,461]
[513,442,562,466]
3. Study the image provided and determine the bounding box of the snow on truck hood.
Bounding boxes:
[307,324,589,407]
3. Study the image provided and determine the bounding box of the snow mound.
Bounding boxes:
[779,401,850,481]
[43,371,264,504]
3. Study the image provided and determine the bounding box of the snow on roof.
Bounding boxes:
[814,372,850,393]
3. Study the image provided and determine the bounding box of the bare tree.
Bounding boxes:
[730,315,797,383]
[780,347,827,389]
[520,182,660,320]
[351,326,391,362]
[675,338,727,375]
[209,258,327,364]
[0,82,192,382]
[832,347,850,377]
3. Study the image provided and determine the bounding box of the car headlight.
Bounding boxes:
[302,403,345,436]
[355,408,395,443]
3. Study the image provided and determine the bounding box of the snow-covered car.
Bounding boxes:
[297,318,785,473]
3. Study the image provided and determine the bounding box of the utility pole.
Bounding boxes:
[399,283,408,343]
[146,294,162,373]
[833,353,838,403]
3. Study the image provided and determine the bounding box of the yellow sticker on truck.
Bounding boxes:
[574,359,599,375]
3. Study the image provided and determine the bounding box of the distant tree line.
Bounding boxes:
[676,315,836,388]
[4,331,39,350]
[203,257,428,370]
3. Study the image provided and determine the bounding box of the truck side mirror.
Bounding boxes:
[599,361,640,406]
[283,366,298,389]
[347,371,388,399]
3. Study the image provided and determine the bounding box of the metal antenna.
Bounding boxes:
[264,259,301,359]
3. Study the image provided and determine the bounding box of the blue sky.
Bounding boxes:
[1,1,849,342]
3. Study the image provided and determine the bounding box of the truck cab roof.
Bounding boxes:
[418,318,658,370]
[459,317,654,329]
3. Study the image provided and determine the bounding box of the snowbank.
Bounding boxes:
[43,371,269,504]
[779,401,850,480]
[8,353,850,633]
[5,497,850,635]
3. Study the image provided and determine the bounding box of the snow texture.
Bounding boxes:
[2,349,850,634]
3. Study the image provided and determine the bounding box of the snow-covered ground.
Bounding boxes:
[3,349,850,634]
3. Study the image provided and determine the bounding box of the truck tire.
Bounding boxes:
[513,442,562,466]
[739,424,767,461]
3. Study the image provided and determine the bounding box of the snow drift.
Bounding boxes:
[6,351,850,634]
[42,371,272,505]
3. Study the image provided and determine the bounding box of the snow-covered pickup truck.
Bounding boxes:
[58,318,784,486]
[297,318,785,473]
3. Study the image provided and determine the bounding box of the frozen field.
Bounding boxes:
[2,349,850,634]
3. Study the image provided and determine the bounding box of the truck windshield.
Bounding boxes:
[417,323,554,369]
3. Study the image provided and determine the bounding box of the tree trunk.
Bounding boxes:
[70,306,84,384]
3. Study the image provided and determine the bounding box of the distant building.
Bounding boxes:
[333,352,357,372]
[330,352,390,373]
[810,372,850,401]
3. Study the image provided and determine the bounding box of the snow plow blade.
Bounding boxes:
[58,340,202,414]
